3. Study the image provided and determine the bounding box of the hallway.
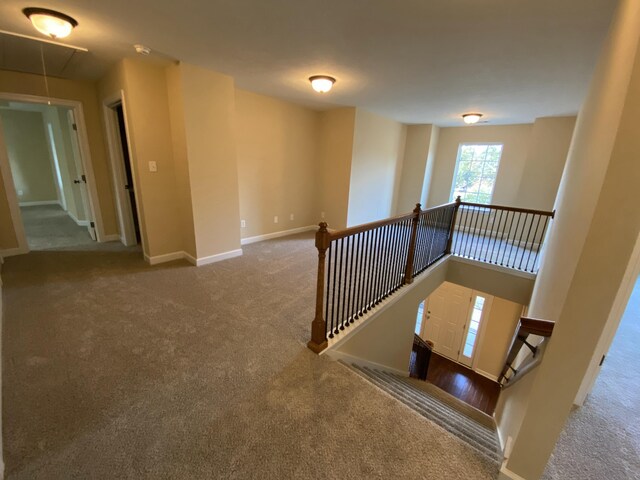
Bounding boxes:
[1,234,498,479]
[20,204,94,250]
[543,277,640,479]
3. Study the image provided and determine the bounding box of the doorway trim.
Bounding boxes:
[0,92,107,242]
[102,90,144,250]
[0,117,29,256]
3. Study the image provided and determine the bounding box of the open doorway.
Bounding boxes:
[412,281,523,415]
[103,96,141,247]
[0,98,98,250]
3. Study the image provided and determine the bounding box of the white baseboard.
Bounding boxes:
[67,210,89,227]
[18,200,59,207]
[145,249,243,267]
[241,225,316,245]
[498,463,527,480]
[144,251,185,265]
[193,248,243,266]
[475,368,499,382]
[326,350,410,378]
[100,234,121,242]
[0,246,29,257]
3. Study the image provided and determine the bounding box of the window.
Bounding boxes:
[450,143,503,204]
[462,295,485,358]
[415,301,425,335]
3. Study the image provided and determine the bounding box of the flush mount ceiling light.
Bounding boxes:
[309,75,336,93]
[462,113,483,125]
[23,7,78,39]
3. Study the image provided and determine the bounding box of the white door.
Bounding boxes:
[424,282,473,361]
[66,110,96,240]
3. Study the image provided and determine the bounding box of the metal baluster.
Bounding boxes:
[329,241,338,338]
[346,235,356,325]
[500,211,516,266]
[532,216,550,272]
[518,213,536,270]
[524,215,542,272]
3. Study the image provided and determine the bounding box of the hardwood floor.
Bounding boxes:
[425,352,500,416]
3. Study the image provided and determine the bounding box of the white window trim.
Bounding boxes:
[449,142,504,204]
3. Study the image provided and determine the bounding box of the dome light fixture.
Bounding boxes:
[462,113,483,125]
[309,75,336,93]
[23,7,78,39]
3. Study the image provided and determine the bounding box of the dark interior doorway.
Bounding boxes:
[114,104,140,244]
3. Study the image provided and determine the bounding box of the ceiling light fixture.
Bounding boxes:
[462,113,483,125]
[23,7,78,39]
[134,44,151,55]
[309,75,336,93]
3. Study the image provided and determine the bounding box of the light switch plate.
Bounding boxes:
[148,161,157,172]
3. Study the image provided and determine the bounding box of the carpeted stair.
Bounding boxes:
[345,363,502,464]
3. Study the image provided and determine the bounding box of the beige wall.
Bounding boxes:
[501,1,640,477]
[235,89,321,238]
[395,124,438,214]
[347,109,406,226]
[0,70,118,244]
[100,59,183,258]
[0,109,58,204]
[516,116,576,211]
[177,63,241,258]
[318,108,356,230]
[475,296,522,378]
[165,64,197,258]
[427,124,533,207]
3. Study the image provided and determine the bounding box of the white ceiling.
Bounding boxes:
[0,0,617,126]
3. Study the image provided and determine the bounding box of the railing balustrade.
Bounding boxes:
[307,198,555,353]
[451,202,554,273]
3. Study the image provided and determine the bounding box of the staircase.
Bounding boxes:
[344,363,502,465]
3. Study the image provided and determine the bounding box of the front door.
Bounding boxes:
[424,282,472,361]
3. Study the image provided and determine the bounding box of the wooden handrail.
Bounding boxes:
[327,201,458,241]
[498,316,555,385]
[460,201,555,218]
[519,317,555,337]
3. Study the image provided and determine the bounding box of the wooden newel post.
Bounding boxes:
[307,222,330,353]
[403,203,422,285]
[445,196,462,254]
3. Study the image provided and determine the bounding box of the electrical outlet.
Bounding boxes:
[240,220,246,228]
[17,190,23,196]
[274,216,278,224]
[289,213,294,221]
[321,211,326,219]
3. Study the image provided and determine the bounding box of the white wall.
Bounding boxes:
[347,109,406,226]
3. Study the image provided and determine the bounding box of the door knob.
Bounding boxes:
[73,179,81,184]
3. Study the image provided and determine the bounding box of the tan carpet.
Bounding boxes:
[2,233,499,479]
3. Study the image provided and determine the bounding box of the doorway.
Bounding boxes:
[0,99,98,250]
[104,96,140,247]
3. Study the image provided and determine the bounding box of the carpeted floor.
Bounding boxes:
[542,277,640,480]
[20,204,95,250]
[1,233,500,479]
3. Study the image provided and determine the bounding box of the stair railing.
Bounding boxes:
[498,317,555,387]
[451,202,555,273]
[308,201,458,353]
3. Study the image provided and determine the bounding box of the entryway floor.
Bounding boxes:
[426,353,501,416]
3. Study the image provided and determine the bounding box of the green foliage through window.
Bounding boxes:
[451,144,503,204]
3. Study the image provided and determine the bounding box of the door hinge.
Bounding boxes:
[72,123,78,131]
[599,354,606,366]
[90,221,95,228]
